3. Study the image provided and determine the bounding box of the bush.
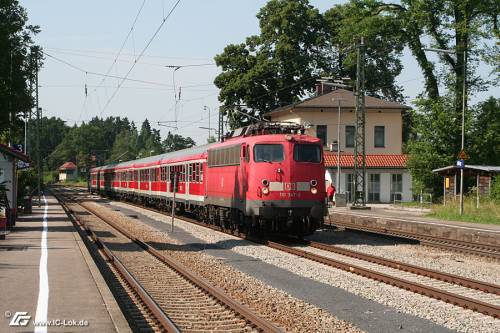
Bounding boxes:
[491,176,500,202]
[17,169,37,203]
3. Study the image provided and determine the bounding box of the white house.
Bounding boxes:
[266,88,413,203]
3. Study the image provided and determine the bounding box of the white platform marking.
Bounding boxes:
[34,195,49,333]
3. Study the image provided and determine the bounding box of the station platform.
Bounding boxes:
[0,194,129,332]
[328,205,500,247]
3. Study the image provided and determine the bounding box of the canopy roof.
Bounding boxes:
[0,143,29,162]
[59,161,77,170]
[432,165,500,176]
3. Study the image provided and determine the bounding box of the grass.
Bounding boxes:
[57,179,88,187]
[427,197,500,225]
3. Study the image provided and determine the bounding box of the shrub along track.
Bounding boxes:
[54,188,281,333]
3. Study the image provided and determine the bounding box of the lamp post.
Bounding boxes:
[423,47,467,215]
[203,106,211,140]
[332,98,345,192]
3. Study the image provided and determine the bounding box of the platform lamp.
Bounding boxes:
[423,47,467,215]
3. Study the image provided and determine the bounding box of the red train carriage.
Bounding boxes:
[90,123,326,235]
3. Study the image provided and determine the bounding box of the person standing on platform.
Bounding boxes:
[327,183,336,207]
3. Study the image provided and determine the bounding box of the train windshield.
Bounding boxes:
[254,144,284,163]
[293,144,321,163]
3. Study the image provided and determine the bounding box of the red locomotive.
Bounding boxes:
[89,123,326,236]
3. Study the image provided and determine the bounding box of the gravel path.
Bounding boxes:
[87,201,362,333]
[309,228,500,285]
[110,201,500,333]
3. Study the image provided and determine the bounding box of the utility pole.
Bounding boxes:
[34,48,41,206]
[336,99,342,192]
[218,107,223,141]
[352,37,369,209]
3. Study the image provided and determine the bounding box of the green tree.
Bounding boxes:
[137,119,162,156]
[406,97,458,195]
[27,116,69,158]
[214,0,408,128]
[355,0,498,154]
[0,1,41,140]
[469,97,500,166]
[214,0,330,128]
[108,128,138,163]
[162,132,196,153]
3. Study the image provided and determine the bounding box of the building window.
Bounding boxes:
[368,174,380,202]
[391,174,403,201]
[345,173,354,202]
[316,125,327,146]
[345,125,355,148]
[374,126,385,148]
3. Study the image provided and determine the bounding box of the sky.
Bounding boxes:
[21,0,498,145]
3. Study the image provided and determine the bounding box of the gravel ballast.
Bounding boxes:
[309,228,500,285]
[84,201,362,333]
[108,201,500,333]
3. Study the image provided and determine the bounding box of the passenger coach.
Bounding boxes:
[90,123,326,236]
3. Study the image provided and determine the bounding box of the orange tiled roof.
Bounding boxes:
[59,162,77,170]
[324,152,408,168]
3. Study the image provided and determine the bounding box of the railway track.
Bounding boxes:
[324,219,500,260]
[54,189,281,333]
[59,187,500,318]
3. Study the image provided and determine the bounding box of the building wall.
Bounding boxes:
[60,169,78,181]
[271,108,403,154]
[326,168,413,203]
[0,154,15,209]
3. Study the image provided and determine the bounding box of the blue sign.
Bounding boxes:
[13,144,23,153]
[456,160,465,169]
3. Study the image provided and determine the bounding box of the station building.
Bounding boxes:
[266,88,413,203]
[59,161,78,181]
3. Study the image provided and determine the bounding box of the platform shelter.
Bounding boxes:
[0,143,30,231]
[432,165,500,206]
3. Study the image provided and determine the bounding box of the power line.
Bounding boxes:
[45,46,214,61]
[100,0,182,116]
[91,0,147,94]
[43,52,173,87]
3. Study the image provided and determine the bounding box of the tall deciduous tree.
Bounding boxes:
[215,0,330,128]
[214,0,408,129]
[0,0,41,139]
[469,97,500,166]
[162,132,195,153]
[359,0,498,154]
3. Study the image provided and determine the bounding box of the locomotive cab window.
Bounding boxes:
[254,144,284,163]
[293,144,321,163]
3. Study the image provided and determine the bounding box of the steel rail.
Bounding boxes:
[307,240,500,295]
[56,192,180,333]
[61,187,500,318]
[55,189,282,333]
[326,220,500,260]
[264,241,500,318]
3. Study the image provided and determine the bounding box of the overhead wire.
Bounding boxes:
[43,52,173,87]
[99,0,182,116]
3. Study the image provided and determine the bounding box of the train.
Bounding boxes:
[89,122,327,236]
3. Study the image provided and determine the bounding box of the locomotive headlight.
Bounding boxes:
[310,187,318,194]
[310,179,317,187]
[262,179,269,187]
[262,187,270,195]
